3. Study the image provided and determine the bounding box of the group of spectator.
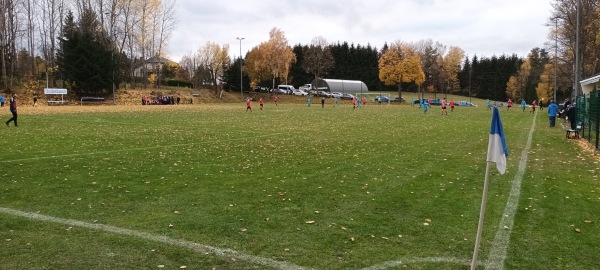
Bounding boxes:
[142,95,181,105]
[547,98,576,129]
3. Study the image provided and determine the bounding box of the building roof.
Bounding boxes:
[580,74,600,94]
[311,79,368,93]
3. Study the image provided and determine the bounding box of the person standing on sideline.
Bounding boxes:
[441,98,448,115]
[377,96,381,105]
[411,98,415,107]
[321,97,325,108]
[33,94,38,107]
[450,99,455,112]
[539,99,544,111]
[566,104,577,130]
[419,98,423,108]
[507,99,512,111]
[0,94,4,107]
[487,99,491,110]
[259,97,264,110]
[530,100,536,114]
[547,100,558,127]
[6,94,17,127]
[334,97,339,107]
[274,96,279,107]
[307,97,311,107]
[245,97,252,112]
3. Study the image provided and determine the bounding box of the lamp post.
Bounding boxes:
[236,37,245,100]
[574,0,581,98]
[553,16,558,103]
[468,62,472,103]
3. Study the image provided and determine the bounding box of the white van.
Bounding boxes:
[277,85,296,95]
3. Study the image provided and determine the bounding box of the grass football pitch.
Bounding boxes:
[1,101,599,269]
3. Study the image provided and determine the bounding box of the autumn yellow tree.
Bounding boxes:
[195,41,231,92]
[536,63,554,102]
[264,28,296,88]
[379,41,425,99]
[442,46,465,92]
[244,46,272,86]
[506,59,531,100]
[243,28,296,89]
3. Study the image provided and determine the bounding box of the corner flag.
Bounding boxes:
[487,106,508,174]
[471,106,509,269]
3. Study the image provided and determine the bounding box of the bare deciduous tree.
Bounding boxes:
[302,36,334,85]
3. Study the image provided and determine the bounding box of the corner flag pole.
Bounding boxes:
[471,161,492,270]
[471,106,508,269]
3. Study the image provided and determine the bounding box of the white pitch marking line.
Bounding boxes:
[0,133,283,163]
[484,110,538,269]
[359,256,474,270]
[0,207,312,270]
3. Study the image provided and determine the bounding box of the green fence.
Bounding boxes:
[576,91,600,151]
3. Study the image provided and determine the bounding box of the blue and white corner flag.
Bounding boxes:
[487,107,508,174]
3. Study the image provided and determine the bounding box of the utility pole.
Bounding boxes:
[554,16,558,102]
[574,0,581,98]
[236,37,245,100]
[106,12,116,104]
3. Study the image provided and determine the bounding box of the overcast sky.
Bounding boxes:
[168,0,554,62]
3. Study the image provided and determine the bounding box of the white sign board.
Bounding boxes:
[44,88,68,95]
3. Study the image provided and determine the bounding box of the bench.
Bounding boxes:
[47,100,68,105]
[80,97,105,105]
[566,123,582,139]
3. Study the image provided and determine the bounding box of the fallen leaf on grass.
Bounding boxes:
[584,220,593,223]
[305,221,315,224]
[575,228,581,233]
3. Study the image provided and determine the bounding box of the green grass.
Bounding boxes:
[1,102,599,269]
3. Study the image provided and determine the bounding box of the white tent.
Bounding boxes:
[311,79,369,93]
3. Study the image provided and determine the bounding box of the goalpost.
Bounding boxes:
[354,93,391,105]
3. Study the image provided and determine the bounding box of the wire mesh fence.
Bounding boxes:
[576,91,600,151]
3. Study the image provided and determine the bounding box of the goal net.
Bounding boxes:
[355,93,391,105]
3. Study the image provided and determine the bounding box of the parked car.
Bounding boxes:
[272,88,287,94]
[292,90,308,96]
[330,92,343,98]
[390,97,406,103]
[299,84,312,91]
[278,85,296,95]
[342,93,356,100]
[457,101,477,107]
[317,91,332,98]
[374,96,390,102]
